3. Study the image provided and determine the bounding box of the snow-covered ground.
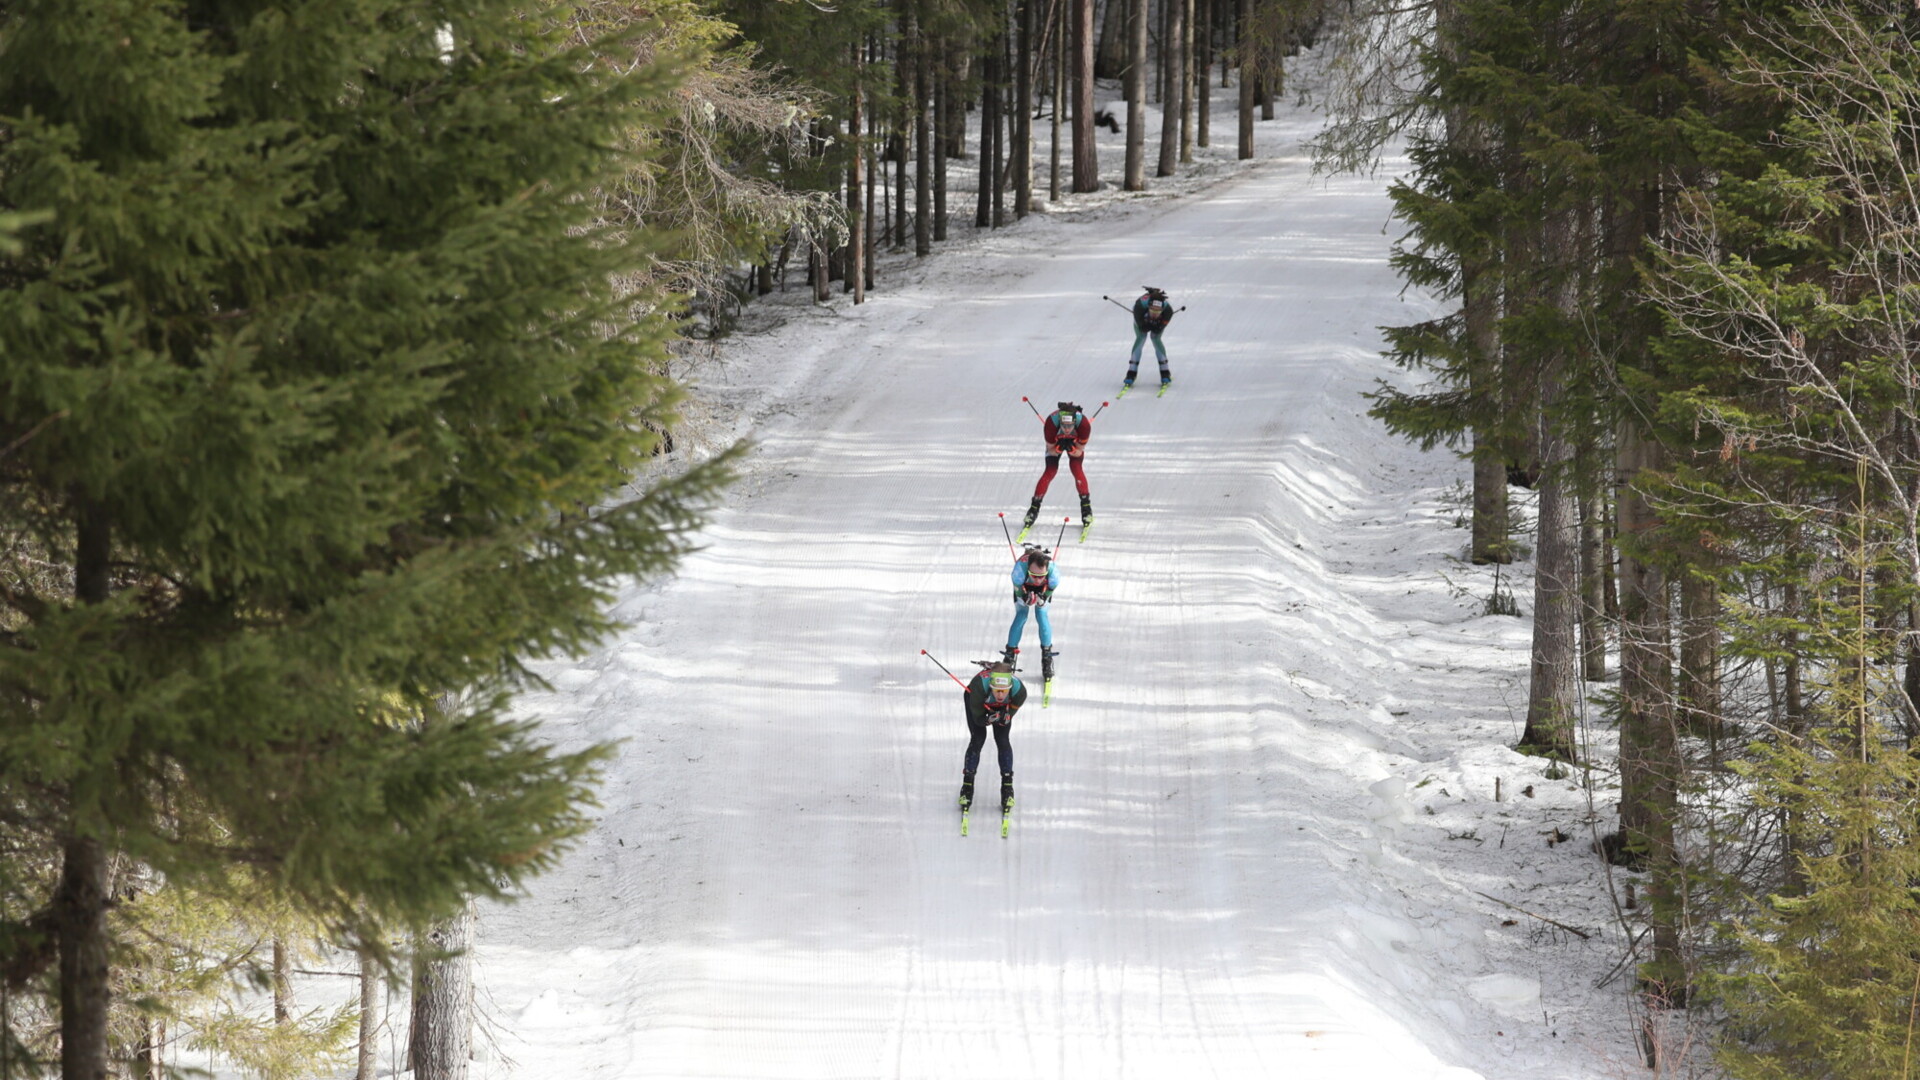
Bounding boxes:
[469,63,1658,1080]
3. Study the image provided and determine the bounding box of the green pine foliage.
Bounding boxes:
[0,0,733,1068]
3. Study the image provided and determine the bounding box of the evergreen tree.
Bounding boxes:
[0,1,731,1073]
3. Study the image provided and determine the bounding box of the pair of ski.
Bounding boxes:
[960,793,1013,837]
[1116,380,1170,399]
[1017,519,1092,544]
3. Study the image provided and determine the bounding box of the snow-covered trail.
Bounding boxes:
[480,121,1526,1079]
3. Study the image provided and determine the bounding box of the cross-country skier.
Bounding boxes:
[1019,402,1093,535]
[960,661,1026,814]
[1002,547,1058,684]
[1127,286,1175,391]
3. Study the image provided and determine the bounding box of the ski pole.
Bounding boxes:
[1090,399,1111,419]
[921,649,968,689]
[1101,295,1131,312]
[1021,396,1043,419]
[998,512,1016,556]
[1054,517,1069,552]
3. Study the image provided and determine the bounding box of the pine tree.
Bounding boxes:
[0,1,732,1073]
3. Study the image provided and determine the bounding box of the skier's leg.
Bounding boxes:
[1127,329,1148,383]
[1152,330,1170,382]
[992,722,1013,775]
[1032,455,1061,499]
[963,716,989,776]
[1007,604,1030,650]
[1067,456,1089,496]
[1035,606,1053,649]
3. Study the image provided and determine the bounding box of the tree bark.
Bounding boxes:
[914,13,932,255]
[1125,0,1147,188]
[1195,0,1210,146]
[1098,0,1127,77]
[934,39,950,240]
[1179,0,1194,163]
[1050,0,1065,201]
[978,39,996,227]
[357,950,382,1080]
[1615,422,1683,1001]
[850,44,867,300]
[56,836,109,1080]
[1520,354,1579,759]
[1578,482,1609,680]
[1236,0,1253,159]
[272,937,292,1023]
[1157,0,1185,176]
[1073,0,1100,191]
[1678,569,1720,743]
[59,500,111,1080]
[1015,0,1034,217]
[408,905,475,1080]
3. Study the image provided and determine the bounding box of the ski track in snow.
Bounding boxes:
[476,72,1640,1080]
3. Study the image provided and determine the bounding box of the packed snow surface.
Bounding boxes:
[478,87,1639,1080]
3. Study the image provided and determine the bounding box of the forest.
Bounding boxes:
[4,0,1920,1076]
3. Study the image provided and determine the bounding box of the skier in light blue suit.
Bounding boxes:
[1003,547,1058,681]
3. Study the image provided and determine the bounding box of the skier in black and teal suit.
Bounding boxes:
[960,662,1026,813]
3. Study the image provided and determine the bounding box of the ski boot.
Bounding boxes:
[1160,369,1172,389]
[1000,772,1016,813]
[1020,496,1042,531]
[1041,646,1056,682]
[1079,493,1093,527]
[1001,645,1019,666]
[959,772,975,812]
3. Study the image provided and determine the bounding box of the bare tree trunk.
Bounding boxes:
[1098,0,1127,77]
[934,39,950,239]
[56,835,109,1080]
[1073,0,1100,191]
[408,904,475,1080]
[1235,0,1253,159]
[59,503,111,1080]
[1179,0,1194,162]
[865,61,878,292]
[1050,0,1065,201]
[1015,0,1034,217]
[914,14,932,255]
[978,39,996,227]
[356,950,382,1080]
[850,44,867,300]
[272,938,292,1023]
[1579,481,1609,680]
[134,1014,165,1080]
[1678,569,1720,743]
[1615,422,1683,1002]
[1125,0,1147,188]
[1157,0,1184,176]
[1520,359,1579,759]
[1195,0,1210,146]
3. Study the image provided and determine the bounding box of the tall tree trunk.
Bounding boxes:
[357,950,382,1080]
[272,937,292,1023]
[850,45,867,300]
[1520,352,1579,759]
[59,501,111,1080]
[56,837,108,1080]
[978,40,996,227]
[1678,569,1720,743]
[1073,0,1100,191]
[1579,480,1609,681]
[1616,423,1683,1002]
[865,63,878,293]
[1179,0,1194,163]
[1050,0,1065,201]
[1125,0,1147,188]
[914,13,932,255]
[934,40,950,240]
[994,25,1010,225]
[408,904,475,1080]
[1157,0,1184,176]
[1098,0,1127,77]
[1235,0,1253,159]
[1196,0,1210,146]
[1016,0,1034,218]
